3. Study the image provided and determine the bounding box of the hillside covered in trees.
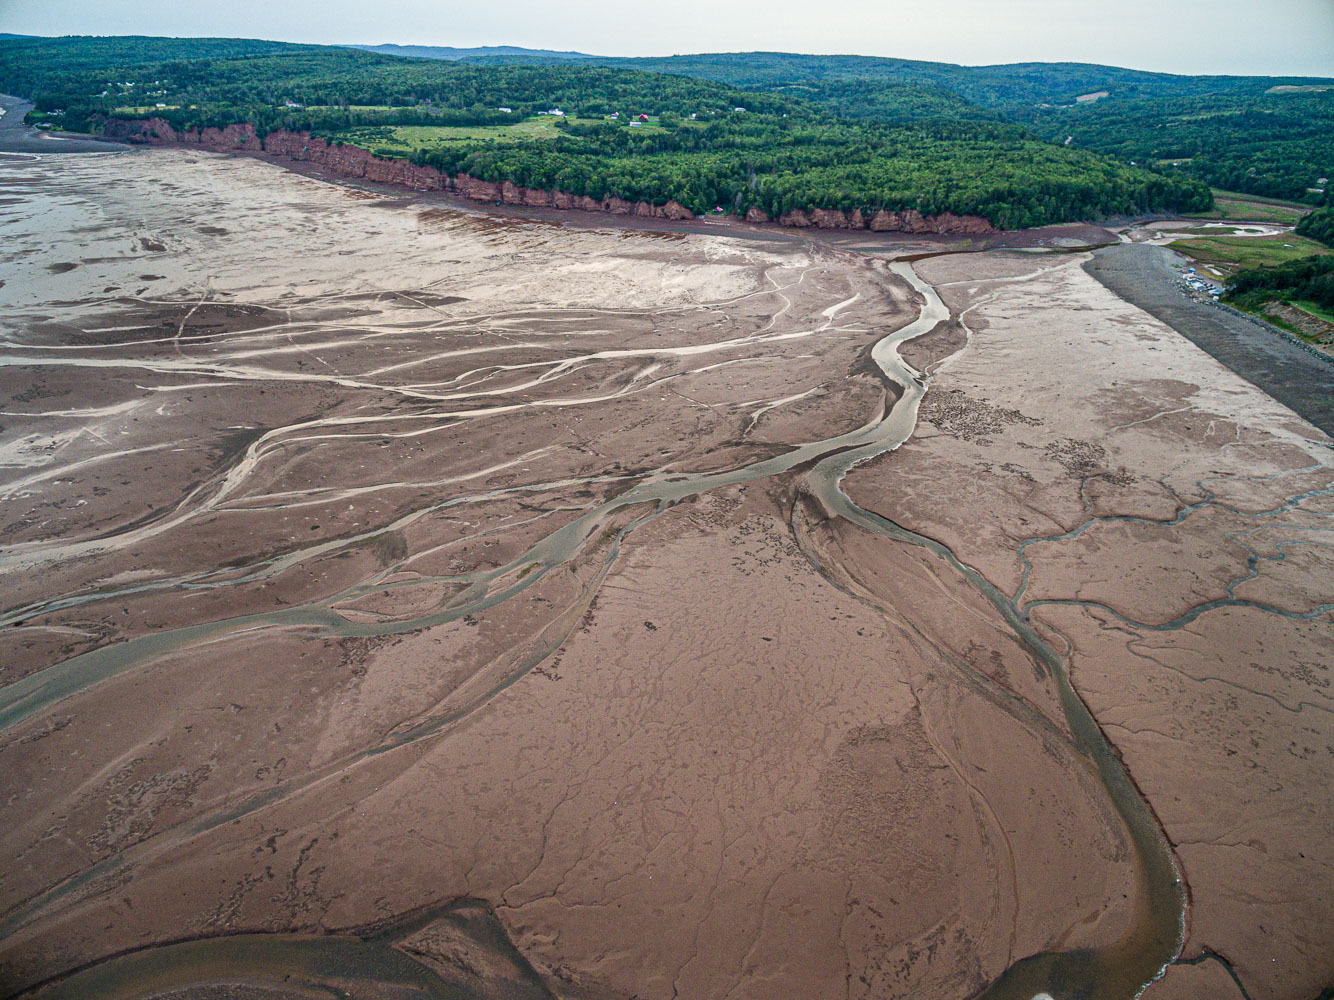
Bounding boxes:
[403,47,1334,206]
[0,35,1222,226]
[1296,208,1334,249]
[566,53,1334,206]
[1225,254,1334,314]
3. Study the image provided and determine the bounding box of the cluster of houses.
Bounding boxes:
[101,80,170,96]
[531,108,656,127]
[516,109,723,126]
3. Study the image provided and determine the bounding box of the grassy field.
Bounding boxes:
[1169,233,1330,275]
[1188,189,1313,224]
[1293,299,1334,325]
[1265,84,1334,94]
[334,116,621,154]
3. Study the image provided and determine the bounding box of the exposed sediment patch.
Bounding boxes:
[2,146,1330,1000]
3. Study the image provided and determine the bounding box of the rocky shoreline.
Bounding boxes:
[1084,243,1334,434]
[102,116,996,234]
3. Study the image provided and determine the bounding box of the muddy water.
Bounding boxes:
[8,255,1184,999]
[803,263,1186,1000]
[25,900,550,1000]
[28,932,460,1000]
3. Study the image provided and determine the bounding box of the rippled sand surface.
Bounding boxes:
[1,148,1330,1000]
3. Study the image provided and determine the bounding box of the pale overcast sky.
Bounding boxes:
[2,0,1332,77]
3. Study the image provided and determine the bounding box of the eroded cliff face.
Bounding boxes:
[104,118,993,233]
[105,118,264,152]
[778,206,993,234]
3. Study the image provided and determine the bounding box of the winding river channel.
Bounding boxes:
[5,258,1185,1000]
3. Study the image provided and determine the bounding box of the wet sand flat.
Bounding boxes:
[848,250,1334,999]
[0,95,129,155]
[1084,242,1334,435]
[1,147,1330,1000]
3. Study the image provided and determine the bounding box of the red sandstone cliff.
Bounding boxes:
[779,205,992,234]
[103,118,994,234]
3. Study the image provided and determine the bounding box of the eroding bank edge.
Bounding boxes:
[101,116,997,235]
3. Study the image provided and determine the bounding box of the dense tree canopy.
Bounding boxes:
[1225,254,1334,312]
[575,52,1334,205]
[1017,93,1334,205]
[1296,208,1334,248]
[584,52,1308,106]
[401,119,1210,226]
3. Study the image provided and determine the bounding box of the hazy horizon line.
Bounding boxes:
[5,31,1334,80]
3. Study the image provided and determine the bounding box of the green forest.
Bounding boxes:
[583,52,1334,205]
[1017,92,1333,204]
[1223,208,1334,324]
[14,34,1331,226]
[408,47,1334,206]
[1296,207,1334,248]
[1225,254,1334,314]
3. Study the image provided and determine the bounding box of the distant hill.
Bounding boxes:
[571,52,1332,109]
[351,43,593,61]
[0,33,1216,229]
[366,46,1330,107]
[444,49,1334,202]
[5,34,1330,205]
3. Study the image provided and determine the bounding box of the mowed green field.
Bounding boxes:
[338,117,563,152]
[1293,299,1334,324]
[335,115,660,154]
[1170,233,1331,275]
[1189,189,1313,224]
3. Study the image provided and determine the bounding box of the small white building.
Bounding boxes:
[497,107,512,113]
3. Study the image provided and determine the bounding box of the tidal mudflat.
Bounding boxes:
[1,148,1330,1000]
